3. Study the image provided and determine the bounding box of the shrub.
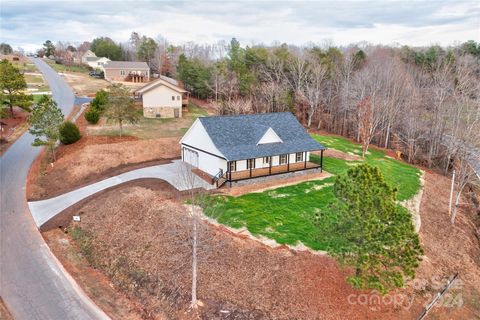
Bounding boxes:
[90,89,108,112]
[84,107,100,124]
[59,121,81,144]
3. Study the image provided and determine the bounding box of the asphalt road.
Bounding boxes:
[0,58,108,319]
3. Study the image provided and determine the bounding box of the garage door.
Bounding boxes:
[183,147,199,167]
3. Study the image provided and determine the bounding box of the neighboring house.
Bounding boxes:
[134,76,189,118]
[84,56,111,70]
[180,112,326,187]
[103,61,150,82]
[81,50,97,64]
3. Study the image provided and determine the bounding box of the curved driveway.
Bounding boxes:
[0,58,109,319]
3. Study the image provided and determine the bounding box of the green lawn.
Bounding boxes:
[205,134,422,252]
[45,59,91,74]
[87,103,209,139]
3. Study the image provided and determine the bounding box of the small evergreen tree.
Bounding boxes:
[104,84,139,136]
[90,89,108,112]
[28,95,64,161]
[59,121,81,144]
[331,164,423,293]
[84,108,100,124]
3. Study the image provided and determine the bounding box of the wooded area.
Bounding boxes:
[40,36,480,210]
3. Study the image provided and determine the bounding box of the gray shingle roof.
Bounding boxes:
[198,112,326,161]
[103,61,149,69]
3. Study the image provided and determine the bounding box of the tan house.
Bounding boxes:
[103,61,150,82]
[134,76,189,118]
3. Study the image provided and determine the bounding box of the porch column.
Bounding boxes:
[320,149,323,173]
[287,154,290,172]
[304,151,307,169]
[269,157,272,175]
[249,159,252,178]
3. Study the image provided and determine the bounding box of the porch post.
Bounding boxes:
[287,154,290,172]
[249,159,252,178]
[320,149,323,172]
[304,151,307,169]
[269,157,272,175]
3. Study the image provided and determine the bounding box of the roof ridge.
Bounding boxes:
[200,111,292,120]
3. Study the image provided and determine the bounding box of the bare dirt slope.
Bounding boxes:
[56,170,480,319]
[27,136,180,200]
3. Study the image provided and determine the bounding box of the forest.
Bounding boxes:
[53,36,480,182]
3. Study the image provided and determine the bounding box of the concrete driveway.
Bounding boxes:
[28,160,214,228]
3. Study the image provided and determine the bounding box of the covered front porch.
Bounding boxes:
[215,150,324,187]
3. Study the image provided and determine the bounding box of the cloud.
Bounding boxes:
[1,0,478,52]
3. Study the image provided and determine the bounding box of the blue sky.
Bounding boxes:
[1,0,479,52]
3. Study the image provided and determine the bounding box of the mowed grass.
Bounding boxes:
[311,135,421,201]
[87,103,209,139]
[45,59,91,74]
[206,134,422,252]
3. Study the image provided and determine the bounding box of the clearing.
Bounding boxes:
[206,134,422,253]
[87,103,209,139]
[60,71,109,96]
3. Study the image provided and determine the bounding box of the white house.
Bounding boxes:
[85,57,111,70]
[134,76,189,118]
[180,112,326,187]
[80,50,110,70]
[81,50,96,63]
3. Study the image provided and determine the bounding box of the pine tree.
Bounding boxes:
[28,95,64,161]
[0,59,34,117]
[331,163,423,293]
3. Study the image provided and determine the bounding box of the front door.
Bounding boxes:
[174,108,179,118]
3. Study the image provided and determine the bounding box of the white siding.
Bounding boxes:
[182,146,227,177]
[180,119,227,176]
[143,85,182,109]
[257,127,282,144]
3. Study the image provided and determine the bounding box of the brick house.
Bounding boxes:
[103,61,150,82]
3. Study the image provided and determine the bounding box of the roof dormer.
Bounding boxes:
[257,127,283,145]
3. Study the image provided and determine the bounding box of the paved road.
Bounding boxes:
[0,58,109,319]
[29,160,214,227]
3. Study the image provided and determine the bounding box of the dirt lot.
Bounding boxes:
[27,135,181,200]
[46,169,480,319]
[0,107,29,155]
[60,72,109,96]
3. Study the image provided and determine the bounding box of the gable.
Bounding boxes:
[136,78,187,95]
[180,119,225,158]
[257,127,283,145]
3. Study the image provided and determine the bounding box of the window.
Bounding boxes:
[177,95,181,100]
[120,70,126,76]
[229,161,236,172]
[279,154,288,165]
[172,96,175,101]
[263,156,270,165]
[247,158,256,170]
[296,152,304,162]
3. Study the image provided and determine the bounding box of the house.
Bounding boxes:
[180,112,326,187]
[103,61,150,82]
[134,76,189,118]
[81,50,97,64]
[84,56,111,70]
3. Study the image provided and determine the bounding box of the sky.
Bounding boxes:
[1,0,479,52]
